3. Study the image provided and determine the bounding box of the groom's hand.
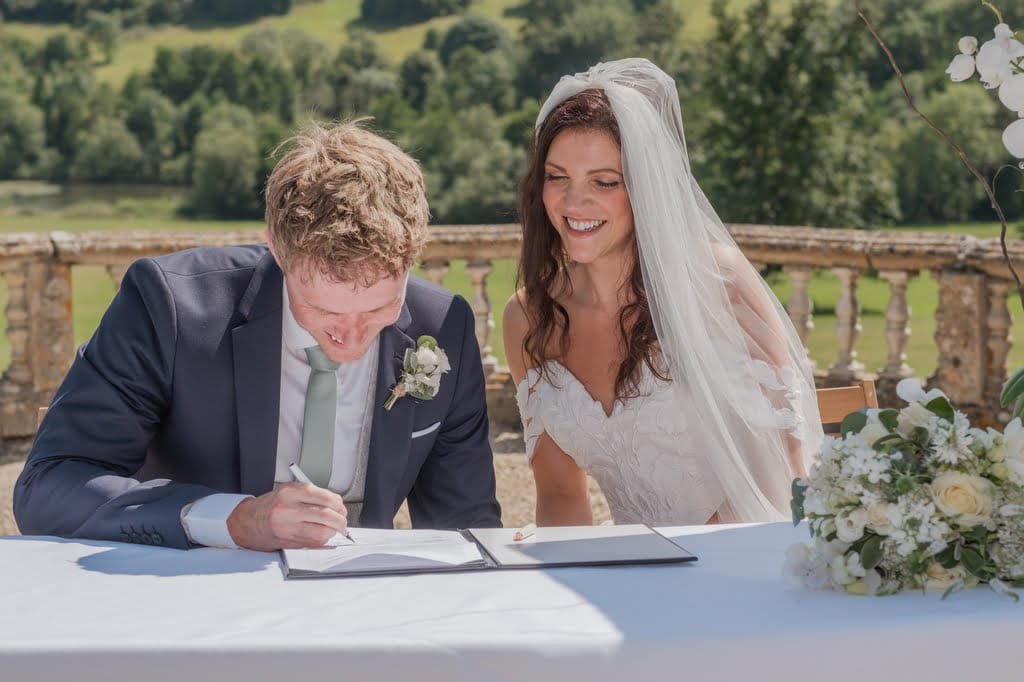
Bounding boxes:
[227,483,349,551]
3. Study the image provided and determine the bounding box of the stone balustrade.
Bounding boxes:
[1,224,1022,452]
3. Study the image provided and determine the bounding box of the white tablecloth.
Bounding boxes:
[2,522,1022,681]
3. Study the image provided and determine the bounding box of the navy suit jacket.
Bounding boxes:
[14,246,501,548]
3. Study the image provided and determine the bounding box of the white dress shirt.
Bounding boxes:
[180,283,379,548]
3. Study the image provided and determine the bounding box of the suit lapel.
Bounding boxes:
[361,303,415,526]
[233,252,283,495]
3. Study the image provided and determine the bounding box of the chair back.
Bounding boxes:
[816,379,879,431]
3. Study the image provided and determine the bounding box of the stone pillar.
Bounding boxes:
[106,263,128,288]
[783,265,815,369]
[464,259,498,376]
[827,267,864,384]
[0,262,74,437]
[985,278,1012,416]
[932,269,987,406]
[875,270,915,404]
[419,259,449,286]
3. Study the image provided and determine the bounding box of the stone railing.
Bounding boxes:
[1,224,1022,449]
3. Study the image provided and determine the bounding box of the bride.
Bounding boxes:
[503,58,823,526]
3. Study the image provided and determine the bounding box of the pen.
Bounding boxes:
[288,463,355,543]
[513,523,536,542]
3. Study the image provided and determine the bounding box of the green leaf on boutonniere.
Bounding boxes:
[790,478,806,526]
[878,409,899,431]
[925,396,955,423]
[961,547,994,580]
[860,534,883,570]
[840,411,868,436]
[935,545,958,569]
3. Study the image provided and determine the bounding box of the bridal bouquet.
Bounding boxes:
[786,378,1024,597]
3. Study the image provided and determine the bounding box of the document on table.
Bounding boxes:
[280,528,489,578]
[280,524,696,578]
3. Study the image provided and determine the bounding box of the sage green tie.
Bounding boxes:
[299,345,340,488]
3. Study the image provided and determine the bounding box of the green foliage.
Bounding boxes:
[400,50,443,112]
[444,47,515,114]
[187,102,262,218]
[697,0,898,227]
[69,115,145,181]
[83,10,120,64]
[438,14,512,66]
[0,90,46,179]
[360,0,471,27]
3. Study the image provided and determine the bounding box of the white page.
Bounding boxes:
[282,528,486,576]
[468,524,695,567]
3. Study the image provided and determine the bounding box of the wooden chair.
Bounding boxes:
[816,378,879,431]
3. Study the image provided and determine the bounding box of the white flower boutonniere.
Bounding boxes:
[384,335,451,411]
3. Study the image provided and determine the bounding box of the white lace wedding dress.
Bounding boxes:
[516,360,726,526]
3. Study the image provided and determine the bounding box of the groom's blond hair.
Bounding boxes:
[264,120,429,284]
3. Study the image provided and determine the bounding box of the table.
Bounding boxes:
[2,522,1022,681]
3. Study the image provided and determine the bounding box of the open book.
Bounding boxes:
[280,524,696,578]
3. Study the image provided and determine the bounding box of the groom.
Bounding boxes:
[14,121,501,550]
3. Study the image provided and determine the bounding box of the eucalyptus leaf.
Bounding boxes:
[860,534,883,570]
[925,396,955,423]
[790,479,806,525]
[878,409,899,431]
[840,411,868,436]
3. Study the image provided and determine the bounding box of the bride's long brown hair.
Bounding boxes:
[515,89,669,401]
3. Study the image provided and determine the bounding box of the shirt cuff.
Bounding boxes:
[180,493,251,549]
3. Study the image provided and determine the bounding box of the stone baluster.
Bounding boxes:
[0,262,74,437]
[106,263,129,288]
[827,267,864,384]
[464,259,498,376]
[783,266,815,368]
[0,267,32,435]
[419,259,449,286]
[985,278,1012,412]
[878,270,914,381]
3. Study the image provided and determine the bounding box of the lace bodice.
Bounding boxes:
[516,361,725,526]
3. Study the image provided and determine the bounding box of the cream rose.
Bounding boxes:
[931,472,992,525]
[924,562,967,590]
[865,504,894,535]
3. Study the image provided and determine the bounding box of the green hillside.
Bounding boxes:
[1,0,834,87]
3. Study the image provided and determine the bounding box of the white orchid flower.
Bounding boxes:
[947,53,977,82]
[1004,117,1024,158]
[1001,74,1024,112]
[959,36,979,55]
[895,377,946,404]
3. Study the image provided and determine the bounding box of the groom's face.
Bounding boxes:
[284,265,408,364]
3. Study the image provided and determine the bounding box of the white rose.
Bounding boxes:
[959,35,979,55]
[835,509,867,543]
[931,472,992,525]
[859,420,890,446]
[897,402,933,436]
[865,504,894,535]
[924,562,967,591]
[946,53,976,82]
[1002,418,1024,484]
[414,346,439,371]
[829,554,855,586]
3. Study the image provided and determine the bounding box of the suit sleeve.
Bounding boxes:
[13,258,218,549]
[406,296,502,528]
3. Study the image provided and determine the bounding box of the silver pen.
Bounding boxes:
[288,463,355,543]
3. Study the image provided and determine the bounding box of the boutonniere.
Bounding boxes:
[384,335,451,410]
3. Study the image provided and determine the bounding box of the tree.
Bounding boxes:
[0,89,46,178]
[399,49,443,112]
[517,0,636,99]
[359,0,470,27]
[697,0,898,227]
[444,47,515,114]
[69,116,145,181]
[188,102,262,218]
[83,10,121,64]
[120,87,178,180]
[439,14,512,66]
